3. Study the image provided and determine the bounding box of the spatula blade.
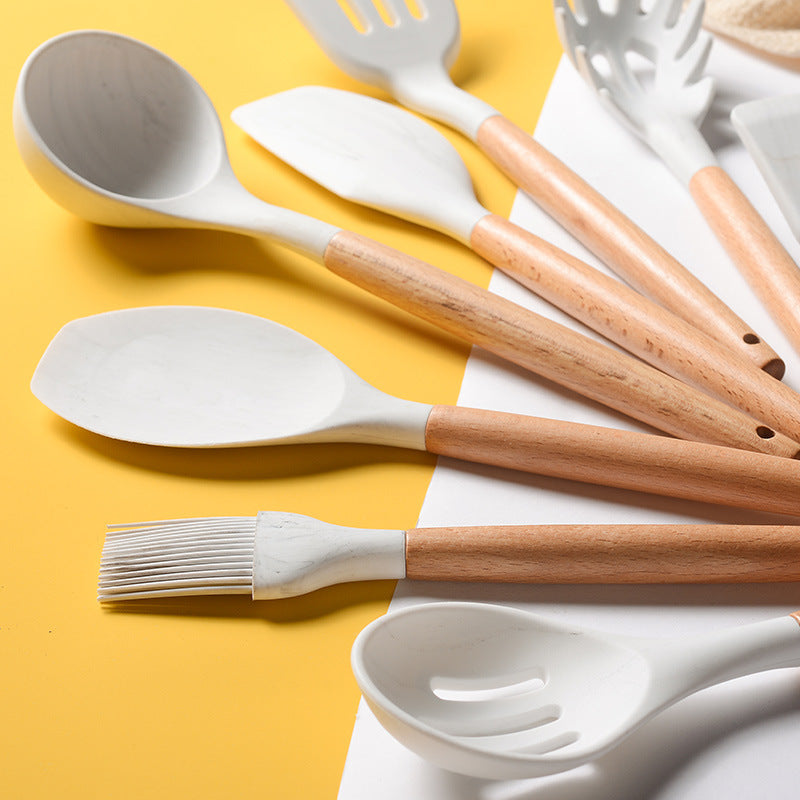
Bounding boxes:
[732,94,800,244]
[232,86,484,241]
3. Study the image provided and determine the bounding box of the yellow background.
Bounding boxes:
[1,2,559,797]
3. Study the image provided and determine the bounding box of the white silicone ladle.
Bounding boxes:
[352,601,800,779]
[15,30,790,453]
[30,306,800,516]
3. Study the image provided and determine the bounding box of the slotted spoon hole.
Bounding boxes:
[430,670,545,703]
[512,729,581,756]
[425,669,559,738]
[623,48,657,93]
[336,0,421,32]
[452,722,581,756]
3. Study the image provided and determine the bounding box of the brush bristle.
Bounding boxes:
[98,517,257,601]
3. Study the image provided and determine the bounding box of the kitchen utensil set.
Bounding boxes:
[16,0,800,782]
[20,30,790,452]
[283,0,779,369]
[233,87,800,435]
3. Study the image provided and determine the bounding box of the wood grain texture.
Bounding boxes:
[471,213,800,440]
[689,164,800,355]
[324,230,798,456]
[424,404,800,511]
[475,114,779,371]
[405,523,800,583]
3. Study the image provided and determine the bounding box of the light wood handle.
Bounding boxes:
[471,214,800,442]
[324,230,797,456]
[405,523,800,583]
[476,115,781,374]
[424,404,800,512]
[690,165,800,355]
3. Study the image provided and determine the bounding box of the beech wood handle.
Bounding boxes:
[424,404,800,513]
[475,115,780,372]
[470,214,800,441]
[690,165,800,355]
[323,230,797,456]
[405,523,800,583]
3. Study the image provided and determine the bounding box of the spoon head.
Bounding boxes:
[31,306,361,447]
[352,602,653,779]
[14,30,227,226]
[232,86,484,243]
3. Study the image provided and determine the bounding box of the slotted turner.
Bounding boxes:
[284,0,778,368]
[554,0,800,354]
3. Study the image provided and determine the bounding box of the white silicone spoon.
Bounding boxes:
[30,306,800,515]
[283,0,775,368]
[232,87,800,443]
[554,0,800,355]
[15,30,787,452]
[352,601,800,779]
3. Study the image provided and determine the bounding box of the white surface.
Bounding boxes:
[338,38,800,800]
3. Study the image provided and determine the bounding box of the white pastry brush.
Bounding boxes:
[99,511,800,601]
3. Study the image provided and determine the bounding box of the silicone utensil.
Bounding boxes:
[283,0,778,369]
[99,512,800,600]
[30,306,800,514]
[732,94,800,244]
[352,601,800,779]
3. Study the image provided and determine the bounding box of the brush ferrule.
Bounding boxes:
[252,511,406,599]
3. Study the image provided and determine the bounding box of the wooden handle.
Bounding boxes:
[690,165,800,355]
[470,214,800,442]
[405,523,800,583]
[323,230,797,456]
[424,404,800,512]
[476,115,781,374]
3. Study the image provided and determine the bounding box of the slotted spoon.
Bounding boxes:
[352,601,800,779]
[30,306,800,514]
[554,0,800,354]
[16,30,784,450]
[284,0,776,368]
